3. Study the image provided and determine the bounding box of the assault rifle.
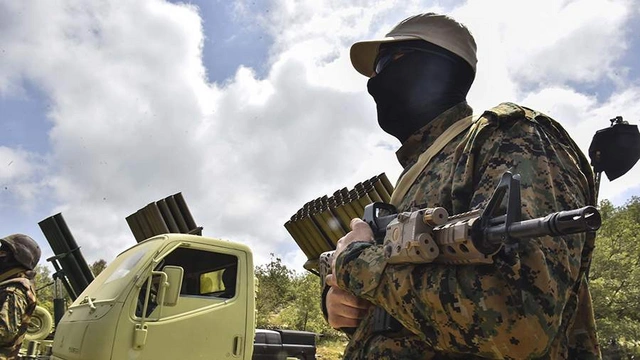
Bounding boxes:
[318,171,601,333]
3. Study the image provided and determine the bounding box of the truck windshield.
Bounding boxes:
[73,239,161,304]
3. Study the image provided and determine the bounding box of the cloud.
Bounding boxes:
[0,0,400,266]
[0,146,46,209]
[1,0,639,272]
[1,0,213,259]
[457,0,632,87]
[0,147,35,181]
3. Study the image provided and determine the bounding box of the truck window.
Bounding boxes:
[75,239,159,304]
[162,247,237,298]
[136,247,238,317]
[103,250,146,285]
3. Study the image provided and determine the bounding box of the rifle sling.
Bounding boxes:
[390,115,476,207]
[0,268,27,285]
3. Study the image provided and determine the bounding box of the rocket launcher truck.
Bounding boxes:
[22,193,316,360]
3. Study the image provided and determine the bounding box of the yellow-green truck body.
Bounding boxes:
[43,234,255,359]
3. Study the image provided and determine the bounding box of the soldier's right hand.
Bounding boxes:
[325,274,372,329]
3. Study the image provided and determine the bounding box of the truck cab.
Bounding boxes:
[50,234,255,360]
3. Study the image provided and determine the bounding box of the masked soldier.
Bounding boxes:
[324,13,601,359]
[0,234,41,359]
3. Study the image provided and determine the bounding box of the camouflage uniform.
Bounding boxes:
[0,269,37,360]
[334,102,600,359]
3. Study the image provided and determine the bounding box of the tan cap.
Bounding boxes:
[350,13,477,77]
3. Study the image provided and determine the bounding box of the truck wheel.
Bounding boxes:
[25,306,53,341]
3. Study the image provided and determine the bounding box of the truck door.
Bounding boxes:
[113,244,251,359]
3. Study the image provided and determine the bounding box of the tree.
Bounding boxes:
[289,273,321,331]
[254,255,342,339]
[277,272,337,335]
[34,265,55,314]
[590,197,640,356]
[254,254,295,328]
[90,259,107,276]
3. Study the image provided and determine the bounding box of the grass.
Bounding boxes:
[316,338,348,360]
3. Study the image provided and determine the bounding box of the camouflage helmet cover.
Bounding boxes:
[0,234,41,270]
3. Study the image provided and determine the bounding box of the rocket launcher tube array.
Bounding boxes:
[126,192,203,243]
[284,173,394,272]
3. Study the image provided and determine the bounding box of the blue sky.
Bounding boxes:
[1,0,639,273]
[183,0,273,82]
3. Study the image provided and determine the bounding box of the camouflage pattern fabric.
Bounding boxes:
[334,102,601,359]
[0,271,37,360]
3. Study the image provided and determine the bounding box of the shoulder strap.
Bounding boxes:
[0,268,26,284]
[390,115,476,207]
[0,277,33,290]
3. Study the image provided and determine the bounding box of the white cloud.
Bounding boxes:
[1,0,639,272]
[458,0,631,87]
[0,146,46,209]
[0,147,35,181]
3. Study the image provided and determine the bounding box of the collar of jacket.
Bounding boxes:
[395,101,473,168]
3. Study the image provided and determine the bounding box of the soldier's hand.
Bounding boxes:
[325,274,372,329]
[332,218,374,273]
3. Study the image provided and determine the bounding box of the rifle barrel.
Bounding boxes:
[484,206,601,243]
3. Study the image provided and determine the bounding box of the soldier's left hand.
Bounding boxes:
[332,218,374,274]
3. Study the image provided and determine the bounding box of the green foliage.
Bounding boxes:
[254,254,295,328]
[254,254,341,338]
[276,273,329,333]
[90,259,107,276]
[591,197,640,353]
[34,265,54,314]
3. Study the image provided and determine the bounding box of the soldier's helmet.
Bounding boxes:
[0,234,41,270]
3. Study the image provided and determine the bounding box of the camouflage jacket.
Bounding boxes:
[334,102,601,359]
[0,269,37,360]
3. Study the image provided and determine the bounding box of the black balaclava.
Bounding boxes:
[367,39,475,143]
